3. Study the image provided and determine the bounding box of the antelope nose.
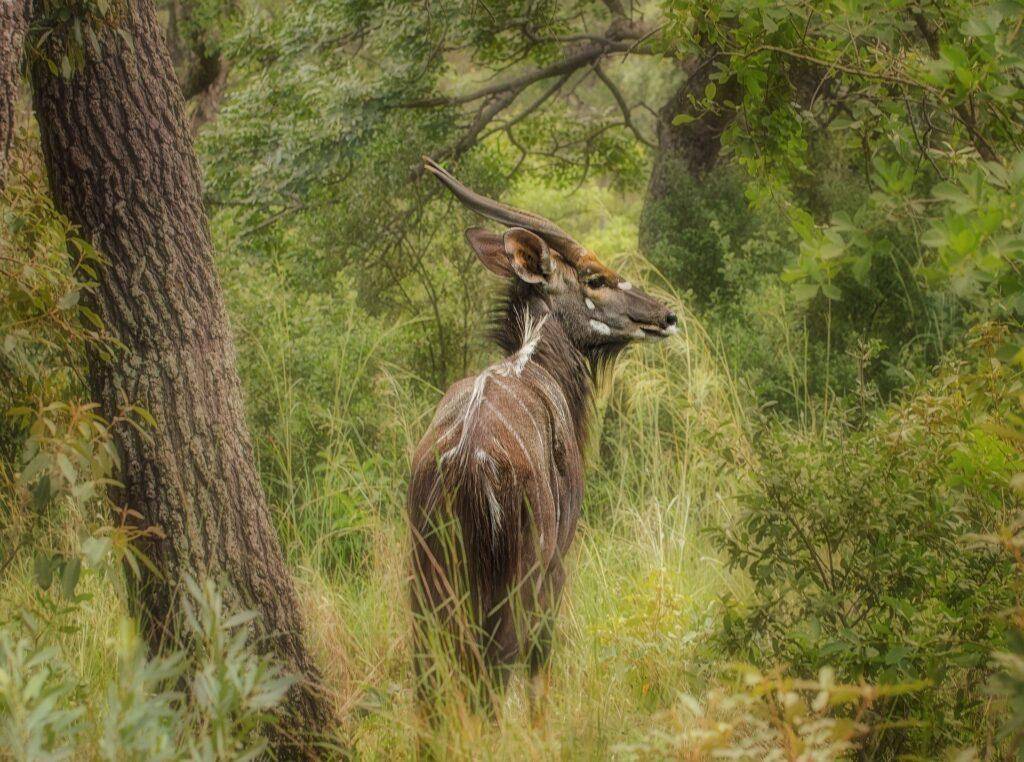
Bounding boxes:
[665,312,677,328]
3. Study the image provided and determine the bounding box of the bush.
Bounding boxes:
[715,331,1024,755]
[615,664,922,760]
[641,163,776,310]
[0,575,295,760]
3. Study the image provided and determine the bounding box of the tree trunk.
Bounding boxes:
[0,0,29,188]
[27,0,333,753]
[638,53,826,307]
[642,54,737,215]
[174,0,232,133]
[638,54,742,306]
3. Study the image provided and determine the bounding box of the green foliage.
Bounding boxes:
[182,577,298,761]
[920,154,1024,321]
[716,332,1024,753]
[641,163,779,309]
[653,0,1023,412]
[0,135,108,462]
[616,665,923,760]
[0,577,296,760]
[99,635,183,761]
[0,633,83,761]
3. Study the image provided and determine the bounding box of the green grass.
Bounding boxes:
[0,280,747,759]
[1,185,754,758]
[283,266,751,756]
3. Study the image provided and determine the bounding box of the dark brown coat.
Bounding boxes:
[408,299,590,699]
[409,158,676,714]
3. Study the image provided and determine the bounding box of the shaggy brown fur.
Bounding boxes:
[408,159,676,718]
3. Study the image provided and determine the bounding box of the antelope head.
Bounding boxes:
[424,157,678,351]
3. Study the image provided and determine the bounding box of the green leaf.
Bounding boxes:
[32,474,52,512]
[58,289,80,310]
[56,453,76,485]
[793,283,820,302]
[920,228,947,248]
[821,283,842,301]
[81,536,111,567]
[132,405,158,428]
[35,555,54,590]
[851,254,871,285]
[61,557,81,599]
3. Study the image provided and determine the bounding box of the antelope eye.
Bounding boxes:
[584,274,605,289]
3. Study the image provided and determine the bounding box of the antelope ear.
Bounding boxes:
[503,227,551,284]
[465,227,514,278]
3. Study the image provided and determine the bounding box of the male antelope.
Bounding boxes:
[408,157,677,714]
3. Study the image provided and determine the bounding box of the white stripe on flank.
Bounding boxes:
[589,319,611,335]
[618,281,632,291]
[481,469,503,538]
[528,365,572,435]
[439,370,490,462]
[474,447,502,535]
[492,376,545,446]
[482,397,535,461]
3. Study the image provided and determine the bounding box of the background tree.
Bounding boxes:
[200,0,677,387]
[24,0,334,751]
[0,0,29,186]
[161,0,236,131]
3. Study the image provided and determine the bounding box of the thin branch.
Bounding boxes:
[746,44,940,94]
[444,91,518,164]
[482,74,572,146]
[910,9,998,161]
[593,61,656,149]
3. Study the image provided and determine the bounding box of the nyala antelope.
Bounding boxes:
[408,157,677,717]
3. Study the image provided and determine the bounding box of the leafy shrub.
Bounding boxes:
[182,577,298,761]
[641,163,776,310]
[0,633,83,761]
[715,330,1023,755]
[0,575,295,760]
[615,665,921,760]
[99,634,183,761]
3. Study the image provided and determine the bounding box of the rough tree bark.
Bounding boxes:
[0,0,29,188]
[27,0,333,753]
[638,53,739,257]
[636,54,742,306]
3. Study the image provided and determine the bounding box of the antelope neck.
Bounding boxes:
[495,293,592,451]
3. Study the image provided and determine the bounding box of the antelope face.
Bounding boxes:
[423,156,677,350]
[563,252,677,347]
[464,226,678,349]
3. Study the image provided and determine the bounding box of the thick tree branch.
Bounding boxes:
[398,20,653,109]
[184,52,230,133]
[173,0,233,133]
